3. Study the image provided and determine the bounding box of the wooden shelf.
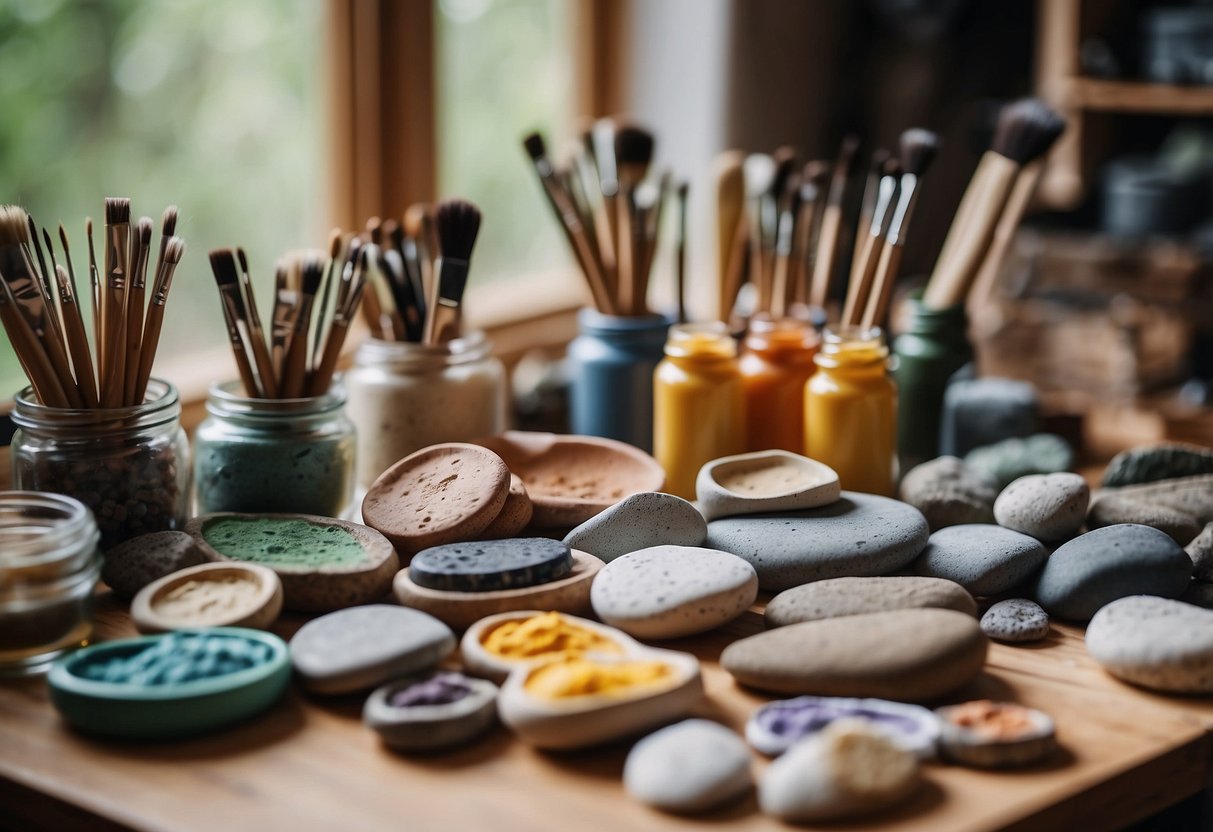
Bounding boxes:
[1066,78,1213,116]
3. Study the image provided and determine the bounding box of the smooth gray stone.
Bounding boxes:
[1087,495,1202,545]
[965,434,1074,490]
[101,531,207,599]
[1032,524,1193,622]
[980,599,1050,643]
[1095,475,1213,526]
[765,576,976,628]
[939,378,1038,458]
[623,720,753,813]
[1102,443,1213,488]
[704,493,929,592]
[1187,522,1213,582]
[899,456,997,531]
[913,524,1048,596]
[408,538,572,592]
[1086,596,1213,693]
[994,473,1089,542]
[563,492,706,563]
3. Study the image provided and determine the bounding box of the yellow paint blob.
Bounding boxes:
[480,612,623,660]
[523,656,673,699]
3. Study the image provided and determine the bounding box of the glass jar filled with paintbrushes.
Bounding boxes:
[3,200,191,550]
[199,243,363,517]
[739,315,819,453]
[342,200,506,489]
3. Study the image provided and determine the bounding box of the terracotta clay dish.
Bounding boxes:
[472,431,665,530]
[477,474,534,539]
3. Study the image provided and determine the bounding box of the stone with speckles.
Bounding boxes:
[980,599,1050,643]
[913,524,1048,596]
[563,492,706,563]
[1086,596,1213,693]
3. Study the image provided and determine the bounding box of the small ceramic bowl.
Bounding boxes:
[497,648,702,749]
[696,451,841,521]
[461,610,639,683]
[393,550,604,631]
[131,562,283,634]
[935,701,1057,768]
[746,695,941,758]
[364,670,499,752]
[472,431,666,529]
[48,628,290,740]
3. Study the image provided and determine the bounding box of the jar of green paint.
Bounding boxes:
[193,381,356,519]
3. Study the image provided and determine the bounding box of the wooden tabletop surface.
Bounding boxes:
[1,590,1212,832]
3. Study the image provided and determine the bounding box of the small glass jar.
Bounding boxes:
[0,492,102,676]
[10,379,190,551]
[805,327,898,496]
[194,381,356,518]
[653,322,746,499]
[740,316,820,453]
[567,309,670,452]
[345,331,506,490]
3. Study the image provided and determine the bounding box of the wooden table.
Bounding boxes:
[1,591,1212,832]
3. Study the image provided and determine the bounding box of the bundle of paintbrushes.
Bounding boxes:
[357,198,482,345]
[207,235,368,399]
[522,122,689,319]
[0,199,185,408]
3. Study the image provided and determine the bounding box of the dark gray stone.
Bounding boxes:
[101,531,207,598]
[914,525,1049,596]
[898,457,997,531]
[939,378,1038,458]
[408,538,572,592]
[980,599,1049,643]
[1102,443,1213,488]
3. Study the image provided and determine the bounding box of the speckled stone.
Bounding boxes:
[590,546,758,639]
[1102,443,1213,488]
[898,457,997,531]
[1087,494,1202,545]
[965,434,1074,490]
[562,492,706,563]
[764,576,976,628]
[101,531,207,598]
[913,525,1048,596]
[1086,596,1213,693]
[1187,523,1213,582]
[1032,524,1193,622]
[704,493,930,592]
[994,473,1089,542]
[290,605,456,694]
[1095,475,1213,526]
[939,378,1038,459]
[624,720,753,813]
[980,599,1049,643]
[408,538,572,592]
[722,609,987,701]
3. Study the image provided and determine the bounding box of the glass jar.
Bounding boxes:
[345,331,506,490]
[10,379,190,551]
[740,316,820,453]
[0,492,102,676]
[805,327,898,496]
[892,292,973,472]
[567,308,670,452]
[653,322,746,499]
[194,381,356,518]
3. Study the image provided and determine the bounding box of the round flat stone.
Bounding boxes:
[624,719,753,813]
[409,538,572,593]
[101,531,207,599]
[563,492,706,563]
[477,474,534,540]
[994,473,1089,542]
[1032,524,1192,622]
[591,546,758,639]
[899,456,997,530]
[362,443,511,556]
[765,576,976,628]
[1086,596,1213,693]
[722,608,987,701]
[913,525,1048,596]
[704,493,929,592]
[290,605,455,694]
[980,599,1049,643]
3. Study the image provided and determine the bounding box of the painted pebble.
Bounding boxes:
[290,605,455,695]
[131,562,283,634]
[1086,596,1213,694]
[101,531,207,598]
[898,456,997,530]
[562,492,706,563]
[408,538,572,593]
[913,524,1048,596]
[965,434,1074,490]
[591,545,758,639]
[935,700,1056,768]
[363,670,498,751]
[980,599,1049,643]
[994,473,1089,542]
[704,493,929,592]
[623,720,753,813]
[746,696,940,758]
[764,576,976,628]
[1033,524,1192,622]
[695,450,840,522]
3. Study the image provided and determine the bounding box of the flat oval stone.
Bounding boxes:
[408,538,572,593]
[704,493,929,592]
[562,492,706,563]
[722,608,987,701]
[1102,442,1213,488]
[1094,475,1213,525]
[980,599,1049,643]
[899,456,997,530]
[290,605,455,694]
[1087,494,1202,545]
[101,531,207,598]
[913,525,1048,596]
[590,546,758,639]
[363,670,499,752]
[1032,524,1192,622]
[624,719,753,813]
[477,474,534,540]
[994,473,1089,542]
[1086,596,1213,693]
[1187,522,1213,582]
[765,576,976,628]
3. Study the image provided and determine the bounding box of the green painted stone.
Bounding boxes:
[1102,443,1213,488]
[201,517,366,567]
[965,434,1073,490]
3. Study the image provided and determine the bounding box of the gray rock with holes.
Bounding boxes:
[563,492,706,563]
[980,599,1050,643]
[994,473,1089,542]
[1086,596,1213,693]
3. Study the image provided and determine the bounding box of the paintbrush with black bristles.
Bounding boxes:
[760,147,797,313]
[134,236,184,403]
[772,171,804,318]
[809,136,859,317]
[209,248,262,398]
[55,223,98,407]
[99,197,131,406]
[235,247,278,398]
[280,252,326,398]
[424,199,481,345]
[120,217,153,406]
[85,217,100,350]
[613,125,655,315]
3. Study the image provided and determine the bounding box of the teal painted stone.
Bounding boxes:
[965,434,1074,490]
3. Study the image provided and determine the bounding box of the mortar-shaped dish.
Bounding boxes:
[934,701,1057,768]
[697,451,841,521]
[746,695,940,758]
[47,628,290,740]
[393,550,603,630]
[461,610,639,683]
[497,648,702,749]
[472,431,665,529]
[363,670,499,752]
[187,513,399,612]
[131,562,283,634]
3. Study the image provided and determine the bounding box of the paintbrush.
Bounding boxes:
[743,153,774,314]
[424,199,481,344]
[760,147,797,313]
[809,137,859,314]
[676,180,689,324]
[270,259,297,379]
[279,252,325,398]
[850,149,891,282]
[404,204,435,306]
[100,198,131,407]
[713,150,746,320]
[85,217,100,351]
[614,125,655,315]
[842,158,900,326]
[307,246,369,397]
[209,249,262,398]
[133,237,184,403]
[121,217,153,405]
[235,247,278,398]
[771,172,804,318]
[56,224,98,407]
